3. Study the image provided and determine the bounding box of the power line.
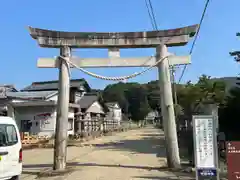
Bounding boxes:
[178,0,211,83]
[144,0,179,106]
[144,0,158,30]
[144,0,178,105]
[148,0,158,30]
[144,0,156,29]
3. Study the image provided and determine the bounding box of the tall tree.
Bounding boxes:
[177,75,226,118]
[125,84,151,121]
[102,83,129,114]
[145,80,161,112]
[219,87,240,140]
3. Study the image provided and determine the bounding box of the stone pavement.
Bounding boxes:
[21,127,195,180]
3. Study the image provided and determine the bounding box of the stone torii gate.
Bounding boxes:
[28,24,198,170]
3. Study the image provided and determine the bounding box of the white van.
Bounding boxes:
[0,116,22,180]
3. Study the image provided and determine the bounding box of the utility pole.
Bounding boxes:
[170,65,181,134]
[157,44,181,168]
[170,66,178,106]
[53,46,71,170]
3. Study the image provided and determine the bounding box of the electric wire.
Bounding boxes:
[178,0,211,83]
[145,0,158,30]
[65,0,162,81]
[144,0,157,30]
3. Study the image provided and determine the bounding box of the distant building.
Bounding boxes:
[78,94,105,117]
[105,102,122,126]
[145,110,159,123]
[77,94,106,132]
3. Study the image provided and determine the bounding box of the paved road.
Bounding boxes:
[21,127,193,180]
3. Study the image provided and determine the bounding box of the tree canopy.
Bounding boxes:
[95,74,240,140]
[102,82,151,121]
[99,75,226,121]
[219,87,240,140]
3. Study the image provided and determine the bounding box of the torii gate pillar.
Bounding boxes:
[53,46,71,170]
[157,44,180,167]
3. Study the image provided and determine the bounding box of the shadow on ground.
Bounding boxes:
[23,162,166,170]
[84,129,167,158]
[22,128,172,177]
[22,162,194,179]
[88,137,166,157]
[22,162,168,176]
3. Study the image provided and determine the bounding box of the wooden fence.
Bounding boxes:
[80,118,120,133]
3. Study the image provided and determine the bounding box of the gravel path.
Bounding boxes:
[21,127,194,180]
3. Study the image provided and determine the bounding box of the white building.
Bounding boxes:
[144,110,161,125]
[5,79,90,137]
[105,102,122,126]
[77,94,106,132]
[7,92,78,137]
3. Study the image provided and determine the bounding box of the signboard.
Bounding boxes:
[197,169,218,180]
[193,116,215,168]
[34,113,52,129]
[226,141,240,180]
[193,115,219,180]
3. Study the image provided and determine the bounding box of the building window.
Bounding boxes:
[68,118,73,131]
[21,120,32,132]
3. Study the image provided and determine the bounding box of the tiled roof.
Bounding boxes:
[21,79,91,92]
[6,91,57,99]
[78,95,98,109]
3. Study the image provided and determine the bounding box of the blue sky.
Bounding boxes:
[1,0,240,90]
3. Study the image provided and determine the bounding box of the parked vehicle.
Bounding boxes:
[0,116,22,180]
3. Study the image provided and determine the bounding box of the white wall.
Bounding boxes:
[48,94,58,101]
[86,101,105,114]
[9,90,81,137]
[14,106,75,137]
[12,99,27,103]
[106,104,122,125]
[48,91,85,103]
[67,109,75,135]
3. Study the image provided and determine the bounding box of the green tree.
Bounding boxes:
[219,87,240,140]
[144,80,161,115]
[177,75,226,117]
[102,82,151,121]
[125,84,151,121]
[102,82,129,114]
[101,74,226,124]
[195,75,226,104]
